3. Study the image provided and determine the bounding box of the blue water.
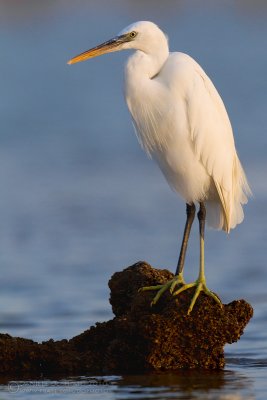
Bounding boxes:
[0,0,267,398]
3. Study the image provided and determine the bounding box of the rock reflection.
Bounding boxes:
[113,370,253,399]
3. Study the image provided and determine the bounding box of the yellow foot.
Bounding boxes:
[139,273,185,306]
[173,278,222,315]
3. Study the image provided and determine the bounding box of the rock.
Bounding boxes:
[0,262,253,377]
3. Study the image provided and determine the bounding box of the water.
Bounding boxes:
[0,0,266,398]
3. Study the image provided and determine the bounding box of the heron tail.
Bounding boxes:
[206,156,252,232]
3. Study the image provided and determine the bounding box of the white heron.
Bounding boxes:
[68,21,251,314]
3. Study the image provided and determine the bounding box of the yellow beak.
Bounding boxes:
[67,35,125,65]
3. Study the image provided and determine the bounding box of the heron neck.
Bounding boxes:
[125,48,168,81]
[124,48,170,155]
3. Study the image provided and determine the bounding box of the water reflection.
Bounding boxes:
[0,0,59,24]
[1,372,254,399]
[1,0,267,26]
[114,371,253,399]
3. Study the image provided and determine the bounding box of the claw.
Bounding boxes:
[139,275,185,306]
[139,274,222,314]
[173,279,222,315]
[170,273,185,293]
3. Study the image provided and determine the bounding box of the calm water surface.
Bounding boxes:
[0,1,266,399]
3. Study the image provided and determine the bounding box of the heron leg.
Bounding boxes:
[169,203,196,292]
[173,202,222,314]
[138,203,195,305]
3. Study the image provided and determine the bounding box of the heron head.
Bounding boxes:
[67,21,168,65]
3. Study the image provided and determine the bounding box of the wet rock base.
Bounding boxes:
[0,262,253,378]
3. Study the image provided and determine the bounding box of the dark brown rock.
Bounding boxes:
[0,262,253,378]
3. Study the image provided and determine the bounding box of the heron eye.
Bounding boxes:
[129,31,137,38]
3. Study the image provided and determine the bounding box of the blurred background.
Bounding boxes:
[0,0,266,342]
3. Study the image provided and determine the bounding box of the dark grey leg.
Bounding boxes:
[175,203,196,276]
[198,202,206,240]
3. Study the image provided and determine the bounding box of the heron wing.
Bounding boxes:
[191,62,233,230]
[179,54,243,231]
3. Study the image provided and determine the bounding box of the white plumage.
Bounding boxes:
[68,21,251,313]
[122,22,251,233]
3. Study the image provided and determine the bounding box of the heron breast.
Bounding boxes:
[152,136,212,203]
